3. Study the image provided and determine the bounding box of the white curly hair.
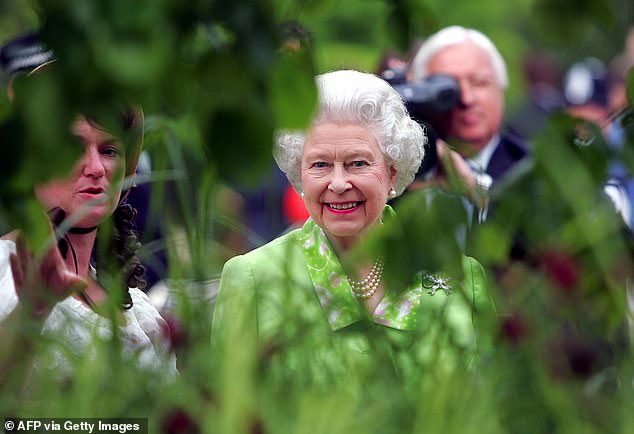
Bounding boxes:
[274,69,427,197]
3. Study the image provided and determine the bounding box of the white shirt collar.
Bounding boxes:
[467,134,500,172]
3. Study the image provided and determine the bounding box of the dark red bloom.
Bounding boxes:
[565,341,598,378]
[250,418,265,434]
[500,313,528,344]
[546,334,602,380]
[162,408,199,434]
[539,250,580,292]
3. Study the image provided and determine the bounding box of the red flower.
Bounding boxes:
[162,408,199,434]
[500,313,528,344]
[539,250,579,292]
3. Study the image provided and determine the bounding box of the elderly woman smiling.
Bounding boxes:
[211,70,489,384]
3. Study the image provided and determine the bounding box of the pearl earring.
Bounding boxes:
[389,188,397,199]
[300,192,305,199]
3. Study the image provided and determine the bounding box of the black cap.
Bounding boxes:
[1,32,55,82]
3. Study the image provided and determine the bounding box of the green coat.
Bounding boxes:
[211,216,493,389]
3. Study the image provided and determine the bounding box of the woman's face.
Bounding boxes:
[301,122,396,251]
[34,116,126,228]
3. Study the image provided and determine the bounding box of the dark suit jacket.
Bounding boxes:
[486,133,530,184]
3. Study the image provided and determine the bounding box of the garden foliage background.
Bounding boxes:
[1,0,634,433]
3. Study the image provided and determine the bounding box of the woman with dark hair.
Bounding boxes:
[0,34,176,379]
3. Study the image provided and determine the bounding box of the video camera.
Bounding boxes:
[380,67,461,177]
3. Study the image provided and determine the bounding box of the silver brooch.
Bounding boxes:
[421,272,453,296]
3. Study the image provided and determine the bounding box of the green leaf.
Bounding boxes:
[471,223,511,265]
[205,105,274,186]
[269,49,317,130]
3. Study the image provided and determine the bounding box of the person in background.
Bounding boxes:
[376,49,408,85]
[407,26,530,221]
[0,33,176,383]
[562,56,633,230]
[505,50,565,142]
[1,32,171,295]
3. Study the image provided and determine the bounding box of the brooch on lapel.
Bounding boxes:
[421,272,453,296]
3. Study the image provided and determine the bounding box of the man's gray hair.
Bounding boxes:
[409,25,508,89]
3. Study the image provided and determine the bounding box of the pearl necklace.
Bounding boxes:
[349,257,384,299]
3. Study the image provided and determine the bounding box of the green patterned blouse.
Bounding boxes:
[212,208,492,388]
[299,213,461,332]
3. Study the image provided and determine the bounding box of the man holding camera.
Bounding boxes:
[407,26,529,219]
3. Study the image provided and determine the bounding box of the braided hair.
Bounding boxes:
[110,201,147,310]
[51,202,146,311]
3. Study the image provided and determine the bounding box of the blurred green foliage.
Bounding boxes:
[1,0,633,433]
